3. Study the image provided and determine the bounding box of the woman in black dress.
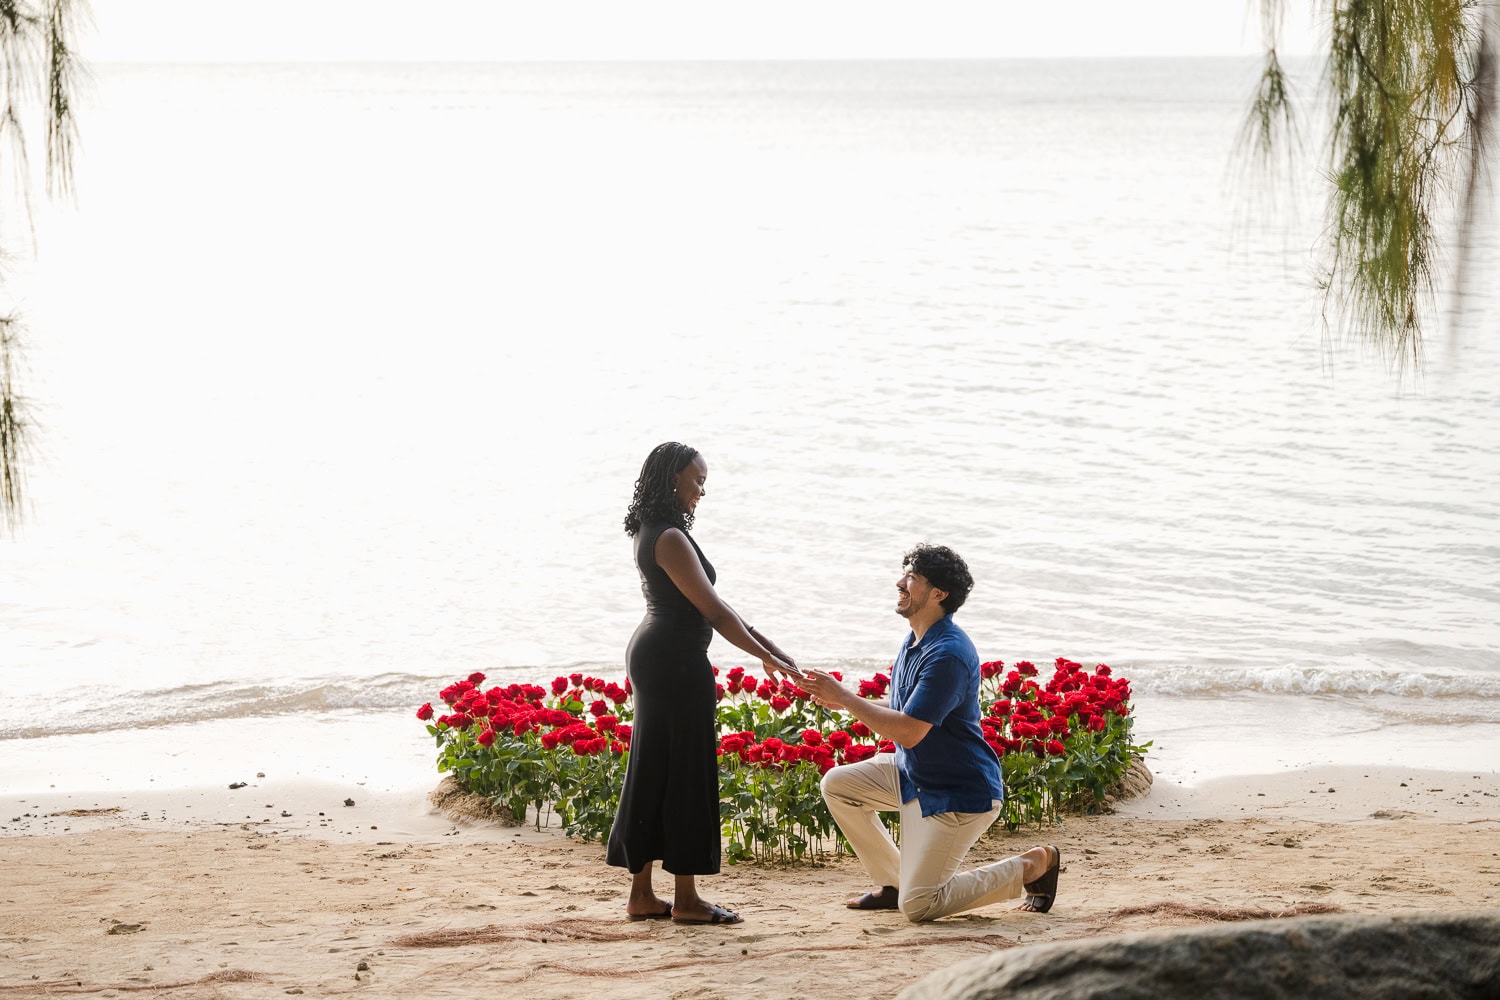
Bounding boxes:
[606,441,798,925]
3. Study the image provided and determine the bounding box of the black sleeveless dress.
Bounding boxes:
[605,520,721,876]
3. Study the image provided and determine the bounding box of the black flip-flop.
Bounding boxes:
[846,885,900,910]
[626,902,674,922]
[1019,846,1060,913]
[671,903,743,925]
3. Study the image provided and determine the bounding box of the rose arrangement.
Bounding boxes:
[419,657,1149,862]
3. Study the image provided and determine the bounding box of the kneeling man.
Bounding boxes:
[800,543,1060,923]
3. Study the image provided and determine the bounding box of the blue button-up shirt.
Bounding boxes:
[890,614,1005,817]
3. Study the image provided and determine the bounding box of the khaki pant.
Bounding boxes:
[821,754,1025,922]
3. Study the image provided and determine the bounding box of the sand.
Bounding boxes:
[2,765,1499,999]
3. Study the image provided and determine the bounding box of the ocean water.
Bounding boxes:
[2,59,1497,797]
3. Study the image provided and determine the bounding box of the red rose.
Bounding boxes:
[1046,739,1066,756]
[715,683,726,702]
[597,714,618,732]
[800,729,823,746]
[540,731,562,750]
[1017,661,1038,677]
[551,677,568,696]
[569,672,584,687]
[610,740,625,753]
[476,728,496,748]
[850,721,871,738]
[416,703,434,721]
[589,699,607,717]
[450,713,474,730]
[468,671,486,684]
[826,730,851,750]
[770,695,792,713]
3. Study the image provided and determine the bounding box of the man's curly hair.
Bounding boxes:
[623,441,699,537]
[903,543,974,614]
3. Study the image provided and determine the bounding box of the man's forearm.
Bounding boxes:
[838,696,930,748]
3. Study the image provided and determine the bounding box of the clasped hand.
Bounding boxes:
[797,668,848,710]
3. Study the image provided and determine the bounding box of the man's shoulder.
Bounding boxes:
[930,616,977,653]
[916,617,977,668]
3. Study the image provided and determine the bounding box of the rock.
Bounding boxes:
[899,909,1500,1000]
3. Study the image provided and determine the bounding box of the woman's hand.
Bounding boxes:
[761,654,801,681]
[753,631,797,676]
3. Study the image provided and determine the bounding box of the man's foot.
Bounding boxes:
[1018,845,1060,913]
[671,902,743,925]
[846,885,900,910]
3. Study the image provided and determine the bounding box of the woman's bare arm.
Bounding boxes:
[655,528,797,678]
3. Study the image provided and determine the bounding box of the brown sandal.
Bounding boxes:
[846,885,899,910]
[671,902,743,925]
[1019,846,1060,913]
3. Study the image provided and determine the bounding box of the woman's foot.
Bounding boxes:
[625,897,673,921]
[670,901,743,925]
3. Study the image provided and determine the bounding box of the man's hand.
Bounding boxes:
[799,669,851,711]
[799,669,932,748]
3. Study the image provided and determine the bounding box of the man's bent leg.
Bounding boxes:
[895,798,1025,922]
[820,756,904,890]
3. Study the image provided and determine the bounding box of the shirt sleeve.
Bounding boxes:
[900,651,965,726]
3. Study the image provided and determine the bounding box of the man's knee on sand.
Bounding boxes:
[897,887,939,923]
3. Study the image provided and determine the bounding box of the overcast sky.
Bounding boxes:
[80,1,1324,62]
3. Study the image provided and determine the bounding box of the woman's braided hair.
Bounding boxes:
[624,441,700,537]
